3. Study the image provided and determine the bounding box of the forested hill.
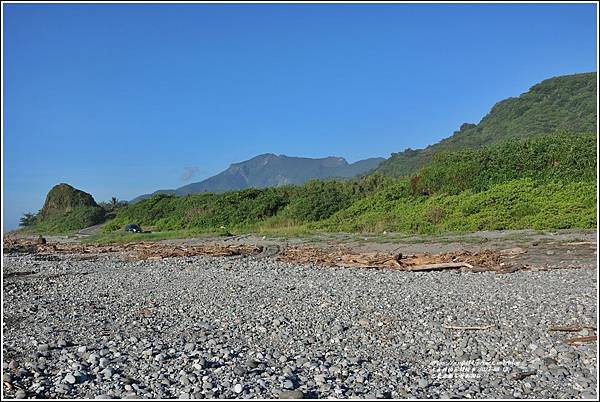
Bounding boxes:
[375,72,597,177]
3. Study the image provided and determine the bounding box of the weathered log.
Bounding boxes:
[442,324,495,331]
[404,262,472,272]
[563,335,597,345]
[549,325,596,332]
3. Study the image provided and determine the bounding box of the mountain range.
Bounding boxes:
[131,155,384,203]
[131,71,596,204]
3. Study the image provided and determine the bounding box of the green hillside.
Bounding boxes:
[34,206,106,234]
[376,72,597,177]
[318,179,595,233]
[318,133,596,233]
[103,174,392,233]
[410,133,596,195]
[26,72,598,238]
[102,133,596,236]
[23,184,106,234]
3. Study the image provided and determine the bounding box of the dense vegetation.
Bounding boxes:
[22,73,597,237]
[103,133,596,235]
[20,185,126,234]
[104,174,393,233]
[375,72,597,177]
[410,133,596,195]
[318,178,596,233]
[31,206,107,234]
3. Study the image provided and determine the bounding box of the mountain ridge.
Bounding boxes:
[131,154,384,203]
[375,71,597,177]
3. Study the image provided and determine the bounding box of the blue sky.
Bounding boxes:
[2,3,597,231]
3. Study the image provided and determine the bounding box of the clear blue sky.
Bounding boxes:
[2,3,597,231]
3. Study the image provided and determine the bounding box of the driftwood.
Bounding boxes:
[3,238,262,261]
[563,335,597,345]
[442,324,495,330]
[278,246,504,271]
[405,262,473,272]
[499,247,527,256]
[5,238,511,272]
[549,325,597,332]
[129,243,261,260]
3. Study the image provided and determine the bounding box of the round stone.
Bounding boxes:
[279,390,304,399]
[64,374,77,384]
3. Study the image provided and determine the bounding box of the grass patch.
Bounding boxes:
[29,206,105,235]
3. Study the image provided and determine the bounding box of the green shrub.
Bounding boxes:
[34,206,106,234]
[280,180,353,222]
[413,133,596,195]
[101,133,597,236]
[376,72,597,177]
[318,178,596,233]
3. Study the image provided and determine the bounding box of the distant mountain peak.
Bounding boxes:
[131,154,384,203]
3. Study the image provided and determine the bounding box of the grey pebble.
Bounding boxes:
[279,390,304,399]
[64,374,77,384]
[2,249,596,399]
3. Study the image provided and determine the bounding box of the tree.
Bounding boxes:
[100,197,128,212]
[19,212,38,227]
